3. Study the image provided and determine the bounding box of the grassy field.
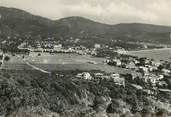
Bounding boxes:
[6,53,103,64]
[2,52,137,74]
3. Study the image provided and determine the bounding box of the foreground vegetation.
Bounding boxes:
[0,70,170,117]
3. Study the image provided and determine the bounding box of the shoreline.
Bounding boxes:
[124,47,171,61]
[126,47,171,53]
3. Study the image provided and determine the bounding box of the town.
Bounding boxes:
[1,4,171,117]
[0,38,171,116]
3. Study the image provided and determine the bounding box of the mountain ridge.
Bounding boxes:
[0,6,171,46]
[1,6,171,28]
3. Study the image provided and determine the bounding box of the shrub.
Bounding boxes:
[4,56,10,61]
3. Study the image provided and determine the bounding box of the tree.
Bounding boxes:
[157,65,164,71]
[4,56,10,61]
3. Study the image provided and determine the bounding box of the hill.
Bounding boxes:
[0,7,55,36]
[0,6,171,47]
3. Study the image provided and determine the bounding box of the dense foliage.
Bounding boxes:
[0,70,169,117]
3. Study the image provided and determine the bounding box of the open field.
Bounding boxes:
[2,63,134,74]
[5,53,103,64]
[1,52,137,74]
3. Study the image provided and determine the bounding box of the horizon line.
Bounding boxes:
[0,6,171,27]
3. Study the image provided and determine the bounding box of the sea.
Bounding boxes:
[125,48,171,62]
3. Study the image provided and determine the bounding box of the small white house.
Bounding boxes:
[151,61,161,67]
[91,49,97,56]
[158,81,168,87]
[113,77,125,86]
[143,74,158,86]
[126,61,136,69]
[110,73,120,79]
[158,74,164,80]
[76,72,92,80]
[94,44,101,49]
[54,44,62,51]
[0,52,3,64]
[94,73,104,77]
[112,59,122,66]
[139,66,149,73]
[110,74,125,86]
[145,65,158,72]
[162,69,170,74]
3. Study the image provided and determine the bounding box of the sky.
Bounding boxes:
[0,0,171,26]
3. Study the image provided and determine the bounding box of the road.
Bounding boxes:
[26,62,50,74]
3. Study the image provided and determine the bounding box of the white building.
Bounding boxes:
[117,48,126,54]
[143,73,162,86]
[110,74,125,86]
[112,59,122,66]
[145,65,158,72]
[54,44,62,51]
[76,72,92,80]
[139,66,149,73]
[94,73,104,77]
[126,61,136,69]
[91,49,97,56]
[158,81,167,87]
[94,44,101,49]
[0,51,4,64]
[162,69,170,74]
[151,61,161,67]
[110,73,120,79]
[113,77,125,86]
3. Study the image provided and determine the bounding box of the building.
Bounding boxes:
[157,81,168,87]
[94,44,101,49]
[117,48,126,54]
[0,50,4,65]
[112,59,122,66]
[110,74,125,86]
[143,73,161,86]
[101,75,110,80]
[145,65,158,72]
[110,73,120,79]
[151,61,161,67]
[139,66,149,73]
[126,61,136,69]
[94,73,104,77]
[143,89,154,95]
[91,49,97,56]
[158,74,164,80]
[162,69,170,74]
[76,72,92,80]
[54,44,62,51]
[113,77,125,86]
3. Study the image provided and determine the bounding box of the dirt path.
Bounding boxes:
[26,62,50,74]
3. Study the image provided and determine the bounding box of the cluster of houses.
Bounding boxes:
[75,62,170,97]
[76,72,125,86]
[18,40,129,57]
[18,41,102,55]
[18,41,63,52]
[104,55,171,88]
[16,40,171,91]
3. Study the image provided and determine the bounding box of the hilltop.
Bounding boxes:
[0,6,171,47]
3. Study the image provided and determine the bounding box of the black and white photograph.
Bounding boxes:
[0,0,171,117]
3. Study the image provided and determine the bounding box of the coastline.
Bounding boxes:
[123,47,171,61]
[125,47,171,53]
